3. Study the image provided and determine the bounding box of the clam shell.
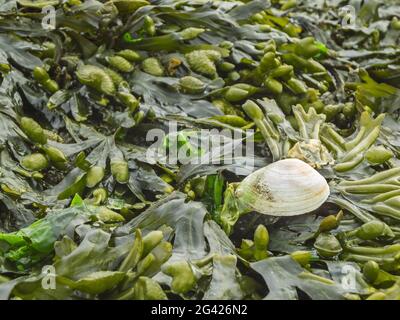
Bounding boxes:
[235,158,329,216]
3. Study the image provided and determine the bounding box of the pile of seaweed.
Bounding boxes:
[0,0,399,300]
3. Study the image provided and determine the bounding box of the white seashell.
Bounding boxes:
[235,158,329,216]
[287,139,334,169]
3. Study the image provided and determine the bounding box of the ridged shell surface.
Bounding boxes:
[235,158,330,216]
